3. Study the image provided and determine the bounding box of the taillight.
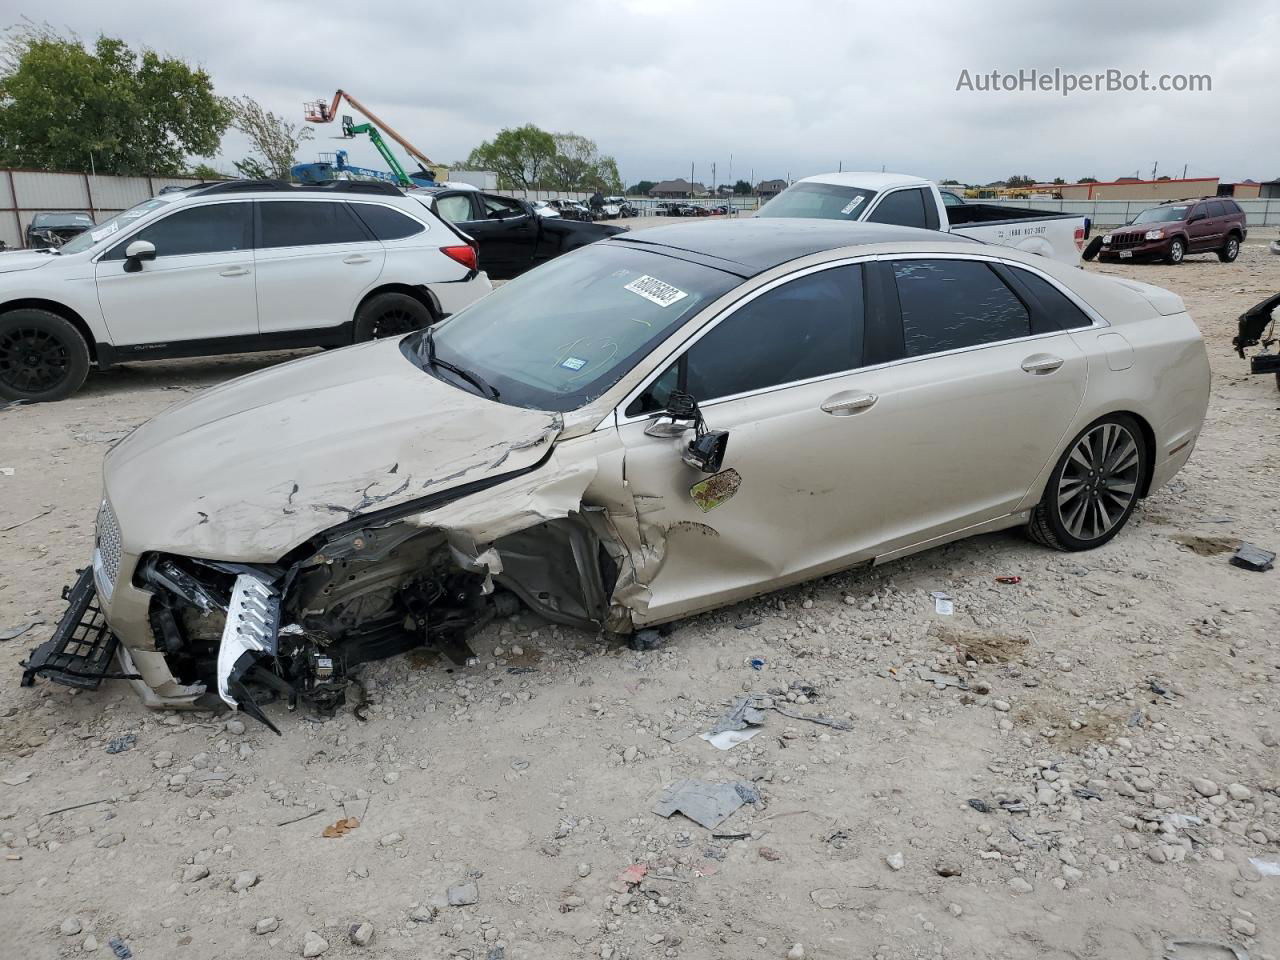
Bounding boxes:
[1073,226,1086,251]
[441,244,477,271]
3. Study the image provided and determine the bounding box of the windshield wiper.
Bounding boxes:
[422,327,500,400]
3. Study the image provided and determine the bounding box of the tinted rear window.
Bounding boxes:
[259,201,369,248]
[351,203,426,240]
[892,259,1030,356]
[1206,201,1227,218]
[867,189,930,229]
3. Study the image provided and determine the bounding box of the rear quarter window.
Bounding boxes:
[1006,268,1094,331]
[351,203,427,240]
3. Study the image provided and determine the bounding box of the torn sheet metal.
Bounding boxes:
[700,694,767,750]
[652,779,756,829]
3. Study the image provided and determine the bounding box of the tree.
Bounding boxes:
[1052,177,1065,185]
[732,179,752,195]
[627,180,656,196]
[189,162,227,180]
[1076,176,1098,183]
[232,157,271,180]
[543,132,621,192]
[1005,174,1035,188]
[0,21,230,174]
[939,179,960,185]
[466,124,556,191]
[229,95,312,180]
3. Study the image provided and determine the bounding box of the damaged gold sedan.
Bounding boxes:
[22,219,1210,730]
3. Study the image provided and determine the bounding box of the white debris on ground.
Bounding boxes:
[0,239,1277,959]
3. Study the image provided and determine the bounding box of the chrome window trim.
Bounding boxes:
[613,251,1107,427]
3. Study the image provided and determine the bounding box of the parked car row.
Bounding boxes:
[655,201,737,217]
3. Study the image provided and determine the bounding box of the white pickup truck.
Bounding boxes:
[757,172,1088,264]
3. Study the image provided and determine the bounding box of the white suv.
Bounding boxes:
[0,180,492,402]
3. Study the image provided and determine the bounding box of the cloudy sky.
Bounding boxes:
[18,0,1280,186]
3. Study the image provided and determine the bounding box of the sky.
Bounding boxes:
[11,0,1279,186]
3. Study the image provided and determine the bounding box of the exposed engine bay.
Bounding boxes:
[104,515,614,733]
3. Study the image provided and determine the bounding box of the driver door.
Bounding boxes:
[461,193,539,278]
[614,263,880,623]
[94,201,257,347]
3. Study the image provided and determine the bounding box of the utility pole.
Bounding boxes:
[1182,163,1188,179]
[838,160,842,173]
[729,153,733,187]
[1151,161,1158,180]
[690,161,695,195]
[712,162,716,194]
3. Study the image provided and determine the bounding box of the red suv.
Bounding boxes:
[1098,197,1247,265]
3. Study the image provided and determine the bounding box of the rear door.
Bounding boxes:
[1200,200,1228,249]
[843,255,1088,554]
[253,200,385,335]
[94,200,256,346]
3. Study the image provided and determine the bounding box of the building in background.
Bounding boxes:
[755,178,788,199]
[1057,177,1219,201]
[648,178,706,198]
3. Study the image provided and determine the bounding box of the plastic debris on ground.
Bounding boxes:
[750,657,765,670]
[0,622,42,642]
[105,734,137,754]
[917,668,965,689]
[995,575,1022,584]
[1229,542,1275,572]
[1248,857,1280,877]
[108,936,133,959]
[609,864,648,892]
[931,591,954,615]
[652,779,755,829]
[701,695,767,750]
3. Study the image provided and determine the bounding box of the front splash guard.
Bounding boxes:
[21,568,141,690]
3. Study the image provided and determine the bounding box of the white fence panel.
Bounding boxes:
[88,175,154,212]
[13,171,90,211]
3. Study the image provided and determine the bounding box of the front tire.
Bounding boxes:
[1165,238,1185,264]
[1027,414,1147,552]
[353,293,433,343]
[1218,234,1241,263]
[0,308,91,402]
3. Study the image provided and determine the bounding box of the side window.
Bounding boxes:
[258,201,369,248]
[1008,268,1093,331]
[350,203,426,240]
[1224,199,1243,215]
[867,188,929,229]
[892,259,1030,356]
[103,202,250,260]
[1206,200,1226,218]
[627,266,864,415]
[435,194,476,223]
[482,194,525,217]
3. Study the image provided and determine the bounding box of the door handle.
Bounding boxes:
[821,392,878,416]
[1021,354,1065,374]
[343,254,371,265]
[219,266,250,277]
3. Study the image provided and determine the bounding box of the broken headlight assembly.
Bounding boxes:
[1233,292,1280,385]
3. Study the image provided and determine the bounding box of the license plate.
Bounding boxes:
[1119,250,1133,258]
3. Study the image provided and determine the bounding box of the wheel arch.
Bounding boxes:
[0,297,98,362]
[352,283,441,332]
[1077,408,1158,499]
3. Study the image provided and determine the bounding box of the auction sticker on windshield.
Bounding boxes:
[840,197,865,216]
[624,275,689,308]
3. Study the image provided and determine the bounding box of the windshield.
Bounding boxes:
[1132,205,1190,225]
[59,198,172,254]
[756,182,877,220]
[409,243,738,411]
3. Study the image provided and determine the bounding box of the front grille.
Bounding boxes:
[96,500,122,590]
[1108,231,1147,249]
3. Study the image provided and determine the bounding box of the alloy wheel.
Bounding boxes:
[1055,422,1141,542]
[0,326,70,393]
[1225,238,1239,261]
[1169,240,1184,264]
[371,308,419,338]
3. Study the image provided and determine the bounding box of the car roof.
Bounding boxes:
[606,219,969,277]
[796,171,930,191]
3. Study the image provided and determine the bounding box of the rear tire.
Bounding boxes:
[1218,234,1241,263]
[0,308,91,402]
[353,293,433,343]
[1165,238,1185,265]
[1027,414,1147,552]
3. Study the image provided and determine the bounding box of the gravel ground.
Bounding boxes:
[0,232,1278,960]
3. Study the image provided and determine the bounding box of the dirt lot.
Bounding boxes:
[1,232,1278,960]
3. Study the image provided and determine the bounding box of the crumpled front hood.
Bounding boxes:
[0,251,59,274]
[105,338,562,562]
